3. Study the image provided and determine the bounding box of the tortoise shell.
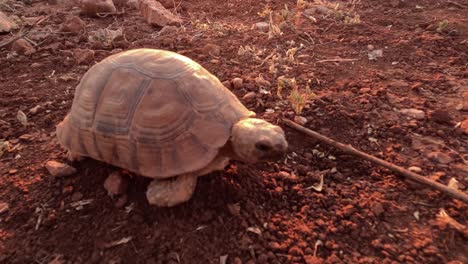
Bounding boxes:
[56,49,255,178]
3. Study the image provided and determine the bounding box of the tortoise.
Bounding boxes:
[56,48,288,207]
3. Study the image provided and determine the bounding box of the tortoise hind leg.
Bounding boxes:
[146,174,198,207]
[67,150,84,162]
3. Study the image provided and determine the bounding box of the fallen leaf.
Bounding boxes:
[447,178,460,190]
[247,226,262,236]
[305,173,324,192]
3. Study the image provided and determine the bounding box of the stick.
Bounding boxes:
[447,1,467,9]
[282,119,468,204]
[316,58,358,63]
[0,15,50,49]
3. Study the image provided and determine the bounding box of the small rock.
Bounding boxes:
[0,11,16,33]
[257,254,268,263]
[231,78,243,89]
[305,6,330,15]
[227,203,241,216]
[368,49,383,60]
[288,246,304,256]
[8,169,17,174]
[408,166,422,173]
[359,87,371,93]
[399,108,425,120]
[367,44,374,51]
[31,63,42,68]
[294,116,308,125]
[254,22,269,32]
[103,171,128,196]
[0,202,9,214]
[73,48,95,64]
[430,110,453,124]
[460,119,468,135]
[139,0,182,27]
[11,39,36,55]
[115,194,128,208]
[45,160,77,177]
[158,25,178,35]
[78,0,116,15]
[427,152,453,164]
[389,80,410,89]
[61,16,86,35]
[71,192,83,202]
[342,204,356,216]
[233,257,242,264]
[370,202,384,217]
[390,0,401,7]
[462,91,468,111]
[126,0,139,9]
[113,0,128,6]
[304,255,323,264]
[201,43,221,57]
[242,92,256,101]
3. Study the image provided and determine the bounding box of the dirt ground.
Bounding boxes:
[1,0,467,263]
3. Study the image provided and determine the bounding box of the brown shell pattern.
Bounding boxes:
[56,49,254,179]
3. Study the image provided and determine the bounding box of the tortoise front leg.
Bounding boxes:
[146,174,198,207]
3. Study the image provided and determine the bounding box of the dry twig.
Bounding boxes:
[283,119,468,204]
[316,58,358,63]
[0,15,50,49]
[447,1,467,9]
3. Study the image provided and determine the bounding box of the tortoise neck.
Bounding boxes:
[220,139,242,161]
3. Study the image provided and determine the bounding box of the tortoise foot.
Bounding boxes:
[67,151,84,162]
[146,174,197,207]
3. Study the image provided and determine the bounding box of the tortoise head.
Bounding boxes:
[230,118,288,163]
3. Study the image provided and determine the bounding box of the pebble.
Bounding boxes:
[103,171,128,196]
[254,22,269,32]
[427,152,453,164]
[45,160,77,177]
[0,202,9,214]
[408,166,422,173]
[304,255,323,264]
[233,257,242,264]
[288,246,304,256]
[370,202,385,217]
[257,254,268,263]
[0,11,15,33]
[114,194,128,208]
[231,78,243,89]
[359,87,371,93]
[61,16,86,35]
[399,108,425,120]
[202,43,221,57]
[389,80,410,89]
[294,116,308,125]
[430,109,453,124]
[139,0,182,26]
[79,0,116,15]
[460,119,468,135]
[227,203,241,217]
[158,25,178,36]
[242,92,256,101]
[367,44,375,51]
[73,48,95,65]
[71,192,83,202]
[11,39,36,55]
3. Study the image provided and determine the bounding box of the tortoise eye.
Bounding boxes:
[255,141,272,152]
